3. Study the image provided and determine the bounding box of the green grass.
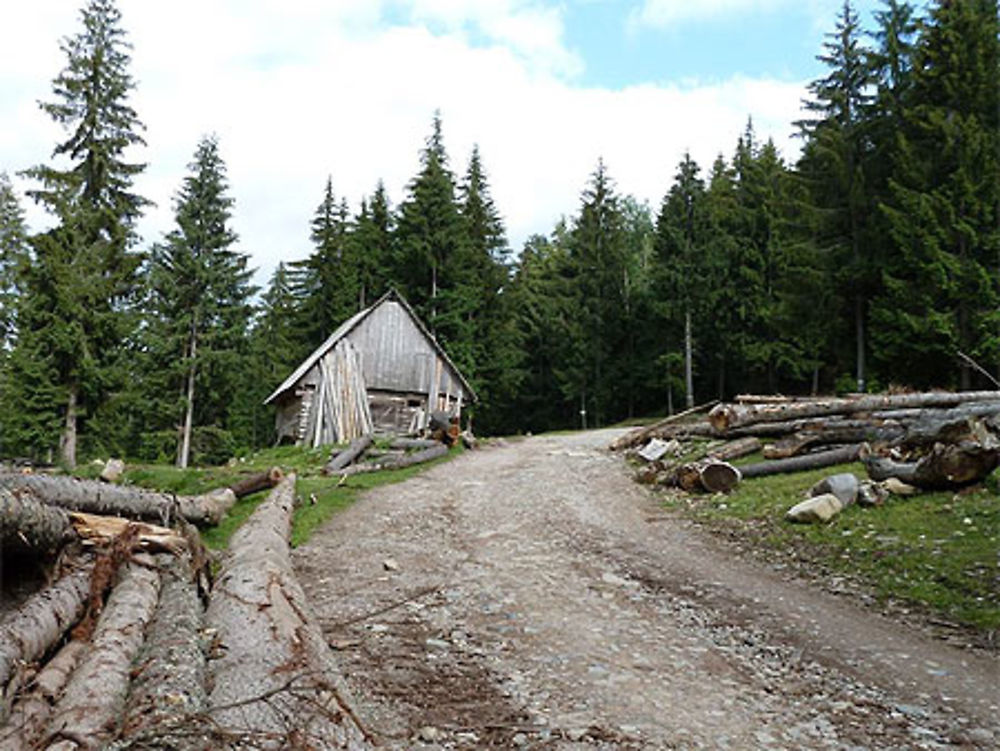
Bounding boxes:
[85,443,459,551]
[669,461,1000,631]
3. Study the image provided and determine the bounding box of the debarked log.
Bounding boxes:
[206,476,369,750]
[43,555,162,751]
[739,444,863,479]
[0,474,236,527]
[0,559,93,698]
[0,488,75,555]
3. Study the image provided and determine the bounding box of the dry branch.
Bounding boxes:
[205,476,369,749]
[43,555,162,750]
[0,559,93,698]
[0,474,236,527]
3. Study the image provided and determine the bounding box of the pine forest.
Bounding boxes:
[1,0,998,468]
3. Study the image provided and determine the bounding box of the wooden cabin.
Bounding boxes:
[264,290,476,446]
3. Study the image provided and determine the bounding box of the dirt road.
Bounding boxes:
[294,429,999,750]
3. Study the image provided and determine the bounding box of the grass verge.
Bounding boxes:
[663,461,999,632]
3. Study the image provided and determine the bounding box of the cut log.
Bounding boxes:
[388,437,440,451]
[340,443,449,476]
[206,476,369,749]
[67,512,186,555]
[43,555,162,751]
[707,437,761,462]
[227,466,284,498]
[863,439,1000,489]
[0,640,86,751]
[323,434,373,475]
[709,391,1000,433]
[0,559,93,699]
[0,474,236,527]
[0,489,75,555]
[739,444,863,479]
[609,400,720,451]
[118,552,207,749]
[676,460,741,493]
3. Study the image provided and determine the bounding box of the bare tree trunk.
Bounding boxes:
[178,325,197,470]
[44,556,162,750]
[59,384,78,470]
[740,444,863,478]
[684,309,694,410]
[206,477,369,749]
[0,488,74,555]
[856,294,866,392]
[0,560,93,698]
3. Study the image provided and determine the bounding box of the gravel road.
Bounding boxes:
[294,429,999,750]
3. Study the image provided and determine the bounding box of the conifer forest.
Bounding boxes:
[0,0,998,468]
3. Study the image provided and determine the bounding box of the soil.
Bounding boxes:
[293,429,1000,750]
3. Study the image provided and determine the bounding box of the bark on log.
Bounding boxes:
[0,489,75,555]
[863,440,1000,489]
[740,444,863,479]
[707,437,761,462]
[43,555,162,751]
[340,443,449,476]
[676,460,741,493]
[323,434,373,475]
[117,553,207,749]
[0,474,236,527]
[0,640,86,751]
[388,437,440,451]
[762,424,906,459]
[228,466,284,499]
[206,476,369,749]
[709,391,1000,433]
[0,559,93,698]
[609,401,719,451]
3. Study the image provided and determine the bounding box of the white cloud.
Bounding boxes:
[630,0,787,29]
[1,1,807,290]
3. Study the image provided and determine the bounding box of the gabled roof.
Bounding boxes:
[264,289,476,405]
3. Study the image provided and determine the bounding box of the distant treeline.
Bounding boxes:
[0,0,997,465]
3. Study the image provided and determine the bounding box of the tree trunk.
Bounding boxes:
[340,443,448,476]
[684,309,694,410]
[0,560,93,699]
[44,556,162,751]
[855,292,866,393]
[228,467,284,498]
[739,444,863,479]
[709,391,1000,433]
[0,489,75,555]
[0,474,236,527]
[178,327,197,470]
[608,400,719,451]
[59,384,78,470]
[323,434,373,475]
[0,640,86,751]
[677,459,741,493]
[863,440,1000,490]
[707,437,761,462]
[206,476,369,749]
[388,438,440,451]
[118,553,208,749]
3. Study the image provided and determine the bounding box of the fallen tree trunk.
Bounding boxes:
[0,640,86,751]
[67,512,186,555]
[43,555,162,751]
[206,476,369,749]
[341,443,449,476]
[388,437,440,451]
[863,440,1000,489]
[117,553,208,749]
[762,424,906,459]
[676,460,741,493]
[0,559,93,699]
[0,474,236,527]
[740,444,863,479]
[609,400,719,451]
[323,434,373,475]
[707,437,761,462]
[0,488,75,555]
[228,466,284,499]
[709,391,1000,433]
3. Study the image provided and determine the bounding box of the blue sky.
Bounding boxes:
[0,1,918,284]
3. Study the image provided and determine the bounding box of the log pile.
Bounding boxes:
[1,474,371,749]
[323,432,453,476]
[618,391,1000,491]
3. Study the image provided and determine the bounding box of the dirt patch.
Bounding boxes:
[295,430,1000,749]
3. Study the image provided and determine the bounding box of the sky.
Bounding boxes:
[0,0,896,287]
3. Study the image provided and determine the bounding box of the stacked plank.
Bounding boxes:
[618,391,1000,490]
[1,474,369,749]
[304,340,375,448]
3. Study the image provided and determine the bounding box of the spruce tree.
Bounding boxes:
[147,136,254,467]
[0,173,27,353]
[18,0,148,466]
[352,181,393,309]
